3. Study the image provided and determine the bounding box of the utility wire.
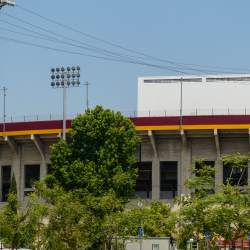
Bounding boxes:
[2,26,243,76]
[0,36,201,75]
[0,13,215,75]
[1,35,250,84]
[0,14,244,76]
[17,4,250,73]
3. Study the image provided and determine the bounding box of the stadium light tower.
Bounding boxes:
[0,0,17,10]
[51,66,81,140]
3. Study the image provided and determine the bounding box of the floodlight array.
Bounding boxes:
[51,66,81,88]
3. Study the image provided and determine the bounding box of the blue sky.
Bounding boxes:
[1,0,250,119]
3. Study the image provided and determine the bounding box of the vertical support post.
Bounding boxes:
[63,72,66,141]
[180,78,183,131]
[1,87,7,137]
[84,81,91,109]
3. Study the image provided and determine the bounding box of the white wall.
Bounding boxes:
[138,74,250,116]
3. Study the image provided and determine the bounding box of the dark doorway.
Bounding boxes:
[25,165,40,188]
[132,162,152,199]
[2,166,11,202]
[160,162,177,199]
[223,164,248,186]
[47,164,52,175]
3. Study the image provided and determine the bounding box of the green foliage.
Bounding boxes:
[175,153,250,250]
[34,181,147,250]
[143,201,174,237]
[9,173,17,195]
[41,106,141,249]
[0,192,48,250]
[45,106,141,202]
[8,173,18,214]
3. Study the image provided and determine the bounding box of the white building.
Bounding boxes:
[138,74,250,117]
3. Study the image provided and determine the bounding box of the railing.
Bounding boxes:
[0,109,250,123]
[122,108,250,118]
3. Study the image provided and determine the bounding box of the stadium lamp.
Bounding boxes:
[50,66,81,140]
[0,0,17,10]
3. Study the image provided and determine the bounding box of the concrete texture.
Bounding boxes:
[0,129,249,209]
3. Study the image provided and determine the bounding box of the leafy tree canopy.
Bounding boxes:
[0,192,48,250]
[8,173,18,214]
[175,154,250,250]
[45,106,141,203]
[9,173,17,195]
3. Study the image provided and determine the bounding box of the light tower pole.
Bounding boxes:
[51,66,81,140]
[0,0,17,10]
[84,81,91,109]
[1,87,7,138]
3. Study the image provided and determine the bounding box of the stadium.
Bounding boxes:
[1,74,250,210]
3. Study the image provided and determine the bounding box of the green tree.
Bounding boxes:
[8,173,18,214]
[35,181,146,250]
[175,154,250,250]
[9,173,17,195]
[43,106,141,249]
[143,201,175,237]
[0,192,48,250]
[45,106,141,201]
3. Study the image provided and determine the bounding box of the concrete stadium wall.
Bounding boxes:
[0,129,250,210]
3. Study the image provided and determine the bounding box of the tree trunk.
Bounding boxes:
[232,240,236,250]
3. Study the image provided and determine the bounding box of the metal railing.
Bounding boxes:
[0,109,250,123]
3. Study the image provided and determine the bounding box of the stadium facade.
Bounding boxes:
[1,74,250,209]
[0,115,250,209]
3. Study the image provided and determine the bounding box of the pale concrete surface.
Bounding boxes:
[0,129,249,210]
[125,237,170,250]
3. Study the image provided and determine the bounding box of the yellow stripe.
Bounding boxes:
[1,124,250,136]
[135,124,250,131]
[0,128,71,136]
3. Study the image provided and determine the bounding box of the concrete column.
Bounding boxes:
[180,140,192,196]
[248,162,250,186]
[152,157,160,200]
[215,159,223,188]
[0,165,2,202]
[11,146,21,203]
[40,159,46,180]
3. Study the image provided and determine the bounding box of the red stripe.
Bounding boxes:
[0,120,72,132]
[1,115,250,132]
[130,115,250,126]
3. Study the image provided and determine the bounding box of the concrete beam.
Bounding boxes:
[248,129,250,146]
[214,129,220,158]
[148,130,157,158]
[181,130,187,150]
[4,136,18,157]
[31,134,45,159]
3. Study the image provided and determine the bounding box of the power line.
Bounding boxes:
[17,4,250,73]
[0,14,214,75]
[0,15,244,76]
[0,36,200,74]
[1,35,250,85]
